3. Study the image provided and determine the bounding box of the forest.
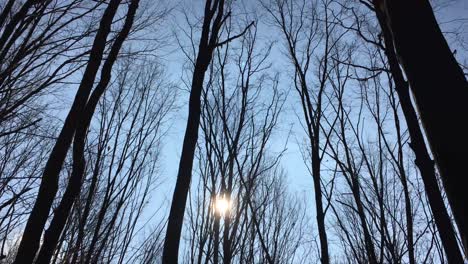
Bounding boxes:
[0,0,467,263]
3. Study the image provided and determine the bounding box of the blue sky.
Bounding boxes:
[44,0,468,259]
[140,0,468,250]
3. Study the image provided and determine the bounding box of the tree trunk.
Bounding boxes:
[311,147,329,264]
[372,4,465,262]
[161,1,227,262]
[33,2,139,262]
[377,0,468,255]
[13,1,122,263]
[213,216,220,264]
[222,211,232,264]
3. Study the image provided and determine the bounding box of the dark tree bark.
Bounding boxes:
[34,1,139,263]
[377,0,468,255]
[370,4,465,262]
[13,1,123,263]
[161,0,253,262]
[161,1,226,262]
[0,0,15,28]
[213,216,220,264]
[0,0,41,52]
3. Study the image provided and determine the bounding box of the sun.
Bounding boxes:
[214,196,231,216]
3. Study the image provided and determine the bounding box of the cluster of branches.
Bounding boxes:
[183,21,308,264]
[260,0,468,263]
[161,0,468,263]
[0,0,174,263]
[1,0,467,263]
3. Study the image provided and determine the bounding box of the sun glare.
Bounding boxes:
[214,197,230,216]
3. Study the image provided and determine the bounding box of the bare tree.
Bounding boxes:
[0,0,466,263]
[162,0,254,262]
[263,0,352,262]
[0,1,103,258]
[34,1,141,262]
[182,17,304,264]
[336,1,464,261]
[374,0,468,254]
[47,58,175,264]
[0,0,99,135]
[13,1,141,262]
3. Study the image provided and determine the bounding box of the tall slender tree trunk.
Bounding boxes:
[338,115,378,264]
[13,1,122,263]
[311,145,329,264]
[372,5,465,262]
[162,1,227,262]
[213,216,220,264]
[162,61,210,263]
[377,0,468,255]
[33,2,139,263]
[222,210,232,264]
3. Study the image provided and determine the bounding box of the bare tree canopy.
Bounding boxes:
[0,0,466,263]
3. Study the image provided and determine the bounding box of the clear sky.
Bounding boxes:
[136,0,468,253]
[43,0,466,259]
[151,0,468,215]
